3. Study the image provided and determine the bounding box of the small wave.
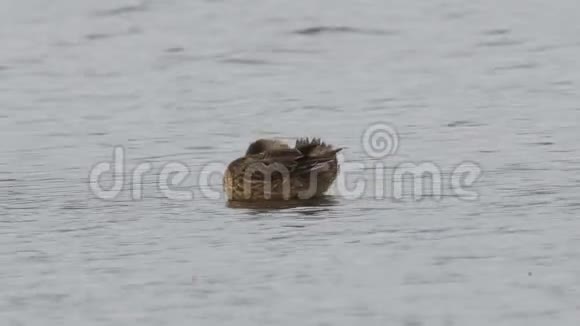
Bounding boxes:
[165,47,185,53]
[530,141,554,146]
[482,28,511,36]
[446,120,484,128]
[219,58,274,66]
[491,62,538,72]
[93,3,148,17]
[293,26,395,36]
[84,27,141,42]
[477,39,524,48]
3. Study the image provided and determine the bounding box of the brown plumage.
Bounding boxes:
[224,138,342,201]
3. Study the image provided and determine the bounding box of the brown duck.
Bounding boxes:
[223,138,342,201]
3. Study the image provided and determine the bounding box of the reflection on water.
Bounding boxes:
[1,0,580,325]
[226,196,339,212]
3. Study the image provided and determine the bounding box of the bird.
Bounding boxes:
[223,137,342,201]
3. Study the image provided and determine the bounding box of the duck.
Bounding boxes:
[223,138,342,201]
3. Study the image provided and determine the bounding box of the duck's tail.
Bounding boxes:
[295,137,341,157]
[292,138,342,175]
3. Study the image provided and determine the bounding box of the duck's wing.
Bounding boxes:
[240,149,304,182]
[262,146,344,173]
[293,147,342,175]
[262,148,303,162]
[240,139,342,180]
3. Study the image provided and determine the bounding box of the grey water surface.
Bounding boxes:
[1,0,580,325]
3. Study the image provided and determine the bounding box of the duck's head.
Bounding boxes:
[245,139,289,155]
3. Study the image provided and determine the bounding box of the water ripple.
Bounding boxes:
[293,26,397,36]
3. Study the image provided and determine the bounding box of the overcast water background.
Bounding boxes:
[1,0,580,325]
